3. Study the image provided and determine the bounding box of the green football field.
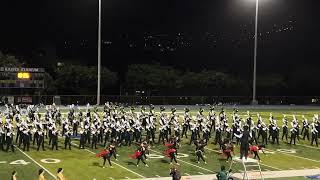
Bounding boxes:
[1,106,320,180]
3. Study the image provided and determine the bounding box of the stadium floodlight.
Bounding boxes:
[252,0,259,105]
[97,0,101,105]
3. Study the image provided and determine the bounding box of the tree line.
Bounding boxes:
[0,51,314,96]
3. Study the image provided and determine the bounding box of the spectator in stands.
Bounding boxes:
[57,168,65,180]
[170,166,181,180]
[11,171,17,180]
[38,168,45,180]
[216,165,229,180]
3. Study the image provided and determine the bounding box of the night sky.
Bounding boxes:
[1,0,320,77]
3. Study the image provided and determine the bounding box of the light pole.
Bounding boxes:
[252,0,259,105]
[97,0,101,105]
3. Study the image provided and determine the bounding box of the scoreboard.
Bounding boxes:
[0,67,45,88]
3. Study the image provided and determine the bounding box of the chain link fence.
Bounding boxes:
[1,95,320,106]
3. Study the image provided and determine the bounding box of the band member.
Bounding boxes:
[159,106,169,142]
[48,122,54,146]
[37,129,45,151]
[233,122,242,145]
[33,125,39,146]
[261,123,268,145]
[133,118,142,143]
[130,148,149,167]
[268,113,274,140]
[301,115,308,135]
[64,130,72,150]
[202,122,210,143]
[225,124,232,140]
[0,122,5,151]
[169,108,178,136]
[257,114,263,141]
[72,118,79,136]
[15,120,22,144]
[250,124,258,145]
[141,141,150,160]
[219,108,227,131]
[6,130,15,152]
[189,121,198,145]
[174,123,182,143]
[246,111,253,131]
[96,149,113,168]
[271,122,280,145]
[282,115,289,142]
[292,115,300,141]
[51,128,58,150]
[79,128,85,149]
[22,128,30,151]
[222,139,233,162]
[214,124,222,146]
[103,124,111,147]
[164,142,179,165]
[315,115,320,138]
[146,114,156,145]
[125,126,134,147]
[311,123,318,146]
[107,142,118,161]
[91,127,98,149]
[302,121,310,141]
[182,108,190,138]
[236,125,250,160]
[249,145,262,161]
[208,106,216,133]
[290,121,298,145]
[158,126,166,145]
[195,139,207,164]
[84,119,91,144]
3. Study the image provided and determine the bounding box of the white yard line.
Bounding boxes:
[85,149,94,154]
[204,147,219,153]
[0,161,7,163]
[185,173,190,176]
[149,149,214,173]
[266,148,320,163]
[155,175,161,177]
[129,169,320,180]
[198,172,204,175]
[15,145,56,178]
[296,143,320,150]
[71,142,145,178]
[260,163,283,171]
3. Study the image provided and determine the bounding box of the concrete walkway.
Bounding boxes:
[130,168,320,180]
